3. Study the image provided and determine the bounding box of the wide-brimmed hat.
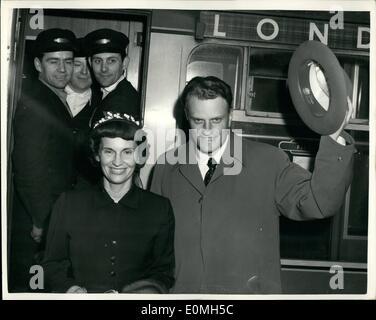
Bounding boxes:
[288,40,352,135]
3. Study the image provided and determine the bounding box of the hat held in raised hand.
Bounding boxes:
[287,40,352,135]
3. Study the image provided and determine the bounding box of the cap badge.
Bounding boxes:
[53,37,69,43]
[96,38,111,44]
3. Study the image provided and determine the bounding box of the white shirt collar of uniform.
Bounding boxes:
[39,77,72,116]
[195,135,229,179]
[101,72,126,99]
[65,85,92,117]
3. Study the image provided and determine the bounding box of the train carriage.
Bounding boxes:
[3,7,370,294]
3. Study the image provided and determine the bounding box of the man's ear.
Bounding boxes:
[228,108,233,127]
[122,56,130,70]
[88,57,92,67]
[34,57,42,73]
[94,154,100,162]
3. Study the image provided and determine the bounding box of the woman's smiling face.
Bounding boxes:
[96,137,137,187]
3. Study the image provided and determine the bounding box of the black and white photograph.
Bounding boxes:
[1,0,375,302]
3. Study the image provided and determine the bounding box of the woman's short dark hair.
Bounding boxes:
[181,76,233,110]
[89,119,145,161]
[89,119,147,187]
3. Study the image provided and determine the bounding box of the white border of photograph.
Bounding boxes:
[1,0,375,300]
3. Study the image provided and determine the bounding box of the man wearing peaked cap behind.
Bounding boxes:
[64,37,101,186]
[85,28,140,125]
[9,28,78,292]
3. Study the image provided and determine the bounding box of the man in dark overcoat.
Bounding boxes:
[9,28,78,292]
[64,37,101,186]
[150,76,355,294]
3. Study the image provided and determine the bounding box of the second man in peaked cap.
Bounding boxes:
[85,28,140,125]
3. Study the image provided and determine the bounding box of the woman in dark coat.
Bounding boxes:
[42,112,175,293]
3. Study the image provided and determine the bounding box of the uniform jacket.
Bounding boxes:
[12,79,76,228]
[150,133,355,294]
[42,184,175,293]
[71,88,101,185]
[92,78,140,122]
[71,87,100,131]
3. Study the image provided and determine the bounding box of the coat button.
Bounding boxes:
[110,271,116,277]
[104,243,108,248]
[338,156,343,161]
[110,256,116,262]
[112,240,117,245]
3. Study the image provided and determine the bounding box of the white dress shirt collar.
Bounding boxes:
[195,136,229,180]
[65,85,92,117]
[101,73,126,99]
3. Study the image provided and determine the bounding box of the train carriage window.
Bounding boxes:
[278,138,368,262]
[340,56,369,122]
[186,44,243,108]
[246,47,369,125]
[278,141,333,261]
[345,146,369,237]
[247,47,295,118]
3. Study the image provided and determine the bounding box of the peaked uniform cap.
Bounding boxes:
[85,28,129,56]
[34,28,77,56]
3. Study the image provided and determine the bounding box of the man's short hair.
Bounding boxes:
[181,76,233,110]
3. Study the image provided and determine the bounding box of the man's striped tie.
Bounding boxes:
[204,158,217,186]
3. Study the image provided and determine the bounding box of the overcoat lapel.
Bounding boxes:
[179,164,205,195]
[177,140,205,195]
[176,134,246,191]
[210,133,246,184]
